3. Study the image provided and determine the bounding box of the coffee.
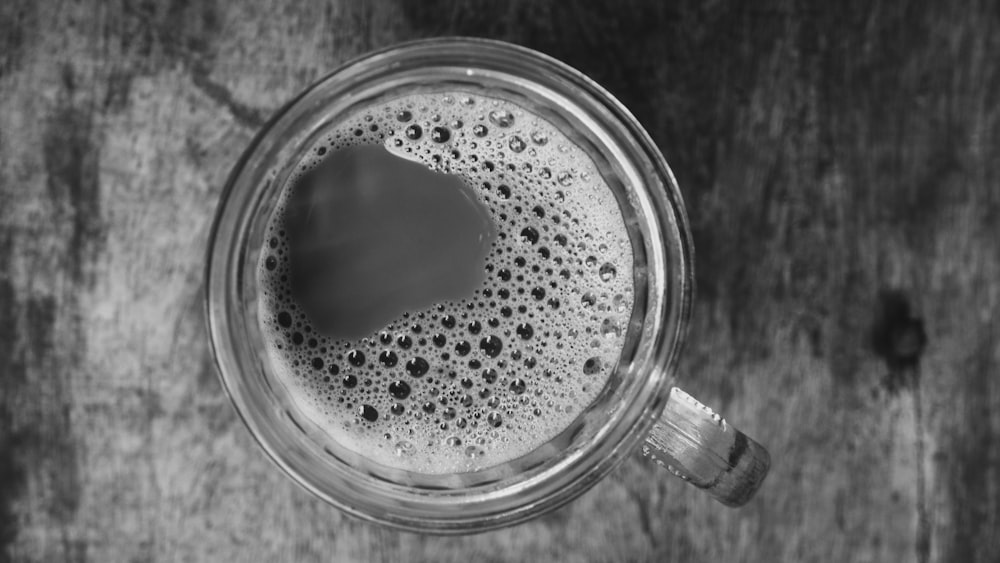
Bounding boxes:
[258,92,634,474]
[284,144,498,340]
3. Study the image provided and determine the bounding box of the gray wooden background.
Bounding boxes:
[1,0,998,561]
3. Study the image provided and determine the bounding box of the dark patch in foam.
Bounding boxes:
[285,145,497,340]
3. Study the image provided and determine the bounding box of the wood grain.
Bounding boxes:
[1,0,997,561]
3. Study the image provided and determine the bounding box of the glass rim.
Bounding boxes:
[205,36,694,533]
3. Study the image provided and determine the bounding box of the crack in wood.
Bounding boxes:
[188,61,269,130]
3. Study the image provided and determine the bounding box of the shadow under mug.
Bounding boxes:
[206,38,769,533]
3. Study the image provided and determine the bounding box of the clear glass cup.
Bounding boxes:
[205,37,769,533]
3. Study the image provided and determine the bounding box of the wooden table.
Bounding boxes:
[2,1,997,561]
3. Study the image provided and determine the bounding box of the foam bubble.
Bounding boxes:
[258,92,635,474]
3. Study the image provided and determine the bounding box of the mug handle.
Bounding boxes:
[642,387,771,507]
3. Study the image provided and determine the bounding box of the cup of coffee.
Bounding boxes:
[206,38,769,533]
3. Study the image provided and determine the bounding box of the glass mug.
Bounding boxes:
[206,38,769,533]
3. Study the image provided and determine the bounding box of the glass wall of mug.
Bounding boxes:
[206,38,693,533]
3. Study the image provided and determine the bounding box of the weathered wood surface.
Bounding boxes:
[1,1,997,561]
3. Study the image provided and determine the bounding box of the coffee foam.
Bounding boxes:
[258,92,634,474]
